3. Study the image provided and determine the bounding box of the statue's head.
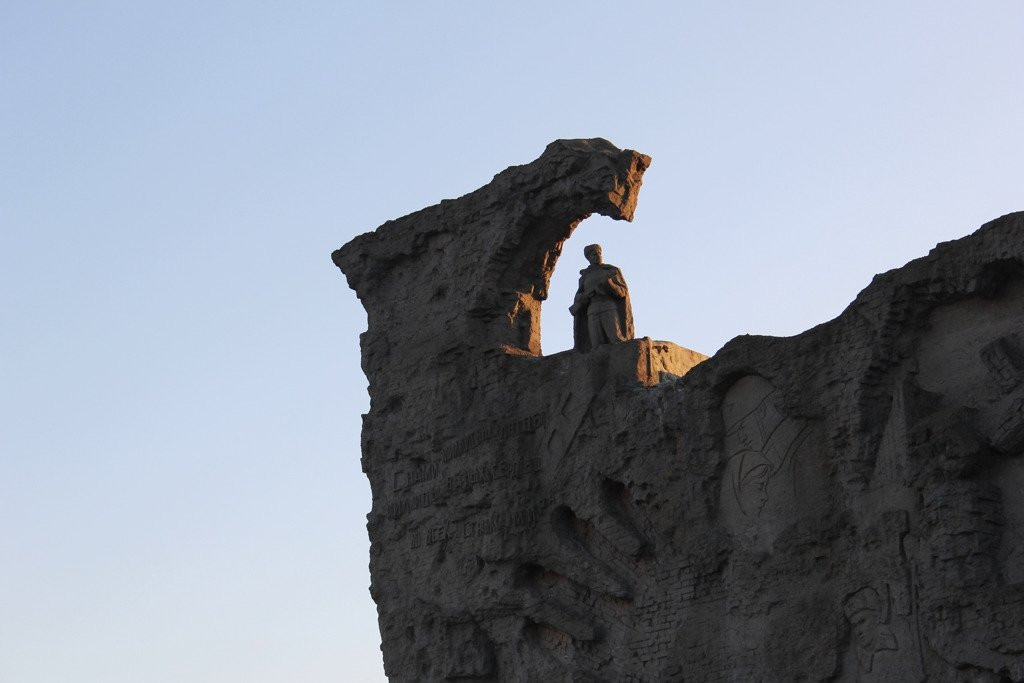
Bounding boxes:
[584,244,603,266]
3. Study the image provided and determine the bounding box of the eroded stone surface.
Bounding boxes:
[333,139,1024,681]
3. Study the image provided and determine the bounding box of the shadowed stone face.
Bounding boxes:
[333,140,1024,680]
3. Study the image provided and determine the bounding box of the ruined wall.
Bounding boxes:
[333,139,1024,681]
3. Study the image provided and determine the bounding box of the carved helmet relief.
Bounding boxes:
[720,375,820,546]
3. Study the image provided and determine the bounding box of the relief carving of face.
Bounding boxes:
[843,587,898,672]
[723,376,796,518]
[737,460,771,516]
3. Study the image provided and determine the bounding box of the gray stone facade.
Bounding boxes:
[333,139,1024,681]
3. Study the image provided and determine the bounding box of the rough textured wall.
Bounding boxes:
[333,139,1024,681]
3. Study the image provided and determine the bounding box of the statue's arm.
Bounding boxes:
[606,269,629,299]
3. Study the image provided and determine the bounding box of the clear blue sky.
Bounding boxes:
[2,3,1022,681]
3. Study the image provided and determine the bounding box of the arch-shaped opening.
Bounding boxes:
[461,140,651,357]
[539,215,645,356]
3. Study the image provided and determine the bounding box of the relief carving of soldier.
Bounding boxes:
[570,244,634,352]
[843,585,899,674]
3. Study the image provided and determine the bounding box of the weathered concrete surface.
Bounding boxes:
[333,139,1024,681]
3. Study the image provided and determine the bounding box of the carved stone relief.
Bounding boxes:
[333,139,1024,680]
[719,375,828,550]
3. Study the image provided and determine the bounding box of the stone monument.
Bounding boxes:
[332,138,1024,680]
[571,243,634,352]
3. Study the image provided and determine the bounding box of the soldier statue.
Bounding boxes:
[570,243,634,352]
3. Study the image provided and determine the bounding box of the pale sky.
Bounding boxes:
[2,3,1022,681]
